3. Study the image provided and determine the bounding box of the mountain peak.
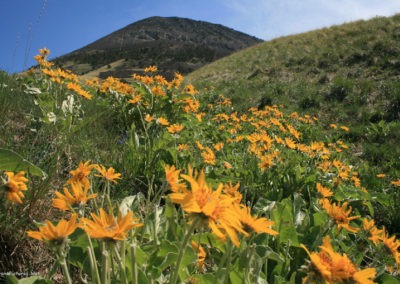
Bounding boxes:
[55,16,263,80]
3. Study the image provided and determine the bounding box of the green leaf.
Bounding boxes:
[255,245,284,263]
[270,197,300,246]
[0,149,46,177]
[229,270,243,283]
[379,273,400,284]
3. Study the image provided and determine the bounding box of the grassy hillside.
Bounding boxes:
[186,14,400,178]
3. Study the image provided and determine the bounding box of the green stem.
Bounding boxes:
[87,244,101,284]
[112,243,128,284]
[57,242,72,284]
[130,242,138,284]
[59,257,72,284]
[214,240,233,284]
[169,218,200,284]
[101,241,110,284]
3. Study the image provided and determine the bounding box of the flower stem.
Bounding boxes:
[112,243,128,284]
[101,241,110,284]
[57,242,72,284]
[130,242,138,284]
[169,218,200,284]
[87,244,101,284]
[214,239,233,284]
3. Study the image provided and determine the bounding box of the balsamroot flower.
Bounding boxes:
[165,165,187,193]
[80,208,143,241]
[27,214,78,242]
[157,117,169,126]
[94,165,122,184]
[167,124,184,134]
[167,167,246,247]
[2,171,28,204]
[52,182,97,211]
[68,160,97,188]
[201,147,216,165]
[316,183,333,198]
[235,204,278,236]
[321,199,360,233]
[301,235,376,284]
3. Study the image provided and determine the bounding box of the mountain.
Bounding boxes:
[54,16,263,80]
[186,14,400,172]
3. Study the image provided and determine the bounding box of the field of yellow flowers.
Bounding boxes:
[1,48,400,283]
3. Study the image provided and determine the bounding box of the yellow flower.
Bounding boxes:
[201,147,216,165]
[27,214,78,242]
[157,117,170,126]
[80,208,143,241]
[144,65,157,73]
[151,86,166,97]
[145,114,154,122]
[340,125,350,132]
[128,94,142,105]
[285,137,296,149]
[301,235,376,283]
[2,171,28,204]
[167,124,184,134]
[94,165,122,184]
[195,112,205,122]
[164,165,188,193]
[213,142,224,152]
[66,82,92,100]
[184,84,199,95]
[352,268,377,284]
[191,241,206,271]
[316,183,333,198]
[196,141,204,150]
[53,182,97,211]
[177,144,189,152]
[381,230,400,266]
[236,204,278,236]
[223,182,242,203]
[68,161,97,188]
[223,161,233,169]
[376,173,386,178]
[329,123,338,129]
[168,168,246,247]
[391,179,400,187]
[321,199,360,233]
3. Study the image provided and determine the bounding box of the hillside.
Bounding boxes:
[186,14,400,173]
[53,16,262,80]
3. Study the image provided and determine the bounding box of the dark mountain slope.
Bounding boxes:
[54,16,263,80]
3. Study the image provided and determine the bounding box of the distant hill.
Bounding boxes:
[186,14,400,172]
[53,16,263,80]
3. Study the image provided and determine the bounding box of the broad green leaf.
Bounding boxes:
[379,273,400,284]
[0,149,46,177]
[255,245,284,263]
[271,197,300,246]
[229,270,243,283]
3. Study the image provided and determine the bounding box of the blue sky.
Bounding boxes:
[1,0,400,73]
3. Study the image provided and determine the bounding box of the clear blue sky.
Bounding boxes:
[1,0,400,73]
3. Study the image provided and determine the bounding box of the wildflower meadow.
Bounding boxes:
[1,48,400,283]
